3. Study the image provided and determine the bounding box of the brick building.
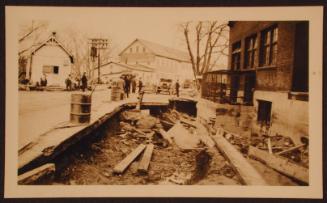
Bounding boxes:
[227,21,309,143]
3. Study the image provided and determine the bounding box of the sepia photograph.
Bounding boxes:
[4,5,323,198]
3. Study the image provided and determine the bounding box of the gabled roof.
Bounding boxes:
[19,33,74,63]
[94,61,154,73]
[119,38,190,62]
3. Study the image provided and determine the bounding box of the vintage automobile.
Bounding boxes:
[156,78,172,94]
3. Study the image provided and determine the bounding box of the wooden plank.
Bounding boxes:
[18,163,55,185]
[180,117,196,128]
[248,146,308,184]
[212,129,268,185]
[275,144,306,156]
[159,129,173,144]
[113,144,146,174]
[137,144,155,174]
[267,138,273,154]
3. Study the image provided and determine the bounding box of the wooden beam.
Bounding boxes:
[113,144,146,174]
[212,129,268,185]
[180,117,197,128]
[275,144,306,156]
[18,163,55,185]
[159,129,173,144]
[248,146,308,184]
[137,144,155,175]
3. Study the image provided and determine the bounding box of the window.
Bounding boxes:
[143,47,146,52]
[136,46,139,52]
[43,65,59,74]
[244,35,257,69]
[257,100,272,125]
[231,41,241,70]
[260,26,278,66]
[130,48,133,53]
[53,66,59,74]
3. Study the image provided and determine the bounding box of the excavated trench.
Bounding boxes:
[30,100,244,185]
[27,100,302,186]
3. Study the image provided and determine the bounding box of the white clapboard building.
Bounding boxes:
[19,32,74,87]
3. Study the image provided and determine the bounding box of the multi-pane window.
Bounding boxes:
[244,35,257,69]
[43,65,59,74]
[260,26,278,66]
[231,41,241,70]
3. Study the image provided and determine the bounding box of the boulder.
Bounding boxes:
[136,115,157,129]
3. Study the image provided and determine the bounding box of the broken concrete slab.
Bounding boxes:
[166,122,201,150]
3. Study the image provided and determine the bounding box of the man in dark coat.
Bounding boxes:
[123,75,131,98]
[138,78,143,93]
[81,72,88,92]
[131,79,136,93]
[175,80,180,97]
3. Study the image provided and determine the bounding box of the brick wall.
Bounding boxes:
[228,21,297,91]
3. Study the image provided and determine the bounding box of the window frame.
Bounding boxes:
[244,34,257,69]
[259,25,278,67]
[231,41,241,70]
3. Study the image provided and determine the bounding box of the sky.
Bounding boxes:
[15,7,230,66]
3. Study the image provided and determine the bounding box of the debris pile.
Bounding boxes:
[51,108,241,185]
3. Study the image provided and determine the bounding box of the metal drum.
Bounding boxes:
[111,86,121,101]
[111,79,124,101]
[70,93,92,124]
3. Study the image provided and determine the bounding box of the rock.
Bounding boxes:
[120,110,142,122]
[136,115,157,129]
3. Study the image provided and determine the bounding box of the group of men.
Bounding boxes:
[65,72,88,92]
[121,75,143,98]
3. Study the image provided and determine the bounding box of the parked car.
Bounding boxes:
[156,78,172,94]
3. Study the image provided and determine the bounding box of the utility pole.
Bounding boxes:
[89,38,108,84]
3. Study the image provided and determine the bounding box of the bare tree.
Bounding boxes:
[180,21,229,86]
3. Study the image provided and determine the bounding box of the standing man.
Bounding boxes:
[131,79,136,93]
[175,80,180,97]
[138,78,143,93]
[81,72,88,92]
[123,75,131,98]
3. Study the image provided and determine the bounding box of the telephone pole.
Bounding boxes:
[89,38,108,83]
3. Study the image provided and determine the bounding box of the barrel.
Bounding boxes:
[111,80,124,101]
[111,86,122,101]
[70,93,92,124]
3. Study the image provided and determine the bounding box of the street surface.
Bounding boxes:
[19,89,113,148]
[18,89,176,149]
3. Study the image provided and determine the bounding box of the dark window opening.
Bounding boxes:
[291,22,309,93]
[231,41,241,70]
[243,73,256,105]
[244,35,257,69]
[260,26,278,67]
[257,100,272,125]
[53,66,59,74]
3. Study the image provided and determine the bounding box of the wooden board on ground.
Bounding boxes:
[138,144,155,174]
[212,129,268,185]
[195,121,216,148]
[159,129,173,144]
[18,163,55,185]
[113,144,146,174]
[248,146,309,184]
